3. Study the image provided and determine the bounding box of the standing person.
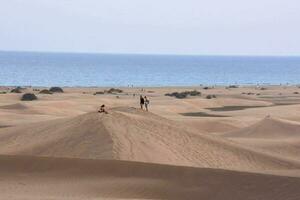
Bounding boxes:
[140,95,144,109]
[144,96,149,111]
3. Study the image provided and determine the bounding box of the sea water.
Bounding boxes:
[1,51,300,87]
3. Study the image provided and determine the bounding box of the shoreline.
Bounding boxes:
[1,84,300,89]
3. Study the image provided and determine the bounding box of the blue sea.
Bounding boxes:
[1,51,300,87]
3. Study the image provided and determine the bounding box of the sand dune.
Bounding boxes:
[0,102,44,116]
[0,88,300,200]
[181,118,239,134]
[1,87,300,199]
[0,107,299,171]
[223,116,300,162]
[228,138,300,162]
[0,103,28,110]
[224,116,300,139]
[1,155,300,200]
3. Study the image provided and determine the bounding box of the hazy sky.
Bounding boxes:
[1,0,300,55]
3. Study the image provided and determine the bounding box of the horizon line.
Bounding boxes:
[1,49,300,58]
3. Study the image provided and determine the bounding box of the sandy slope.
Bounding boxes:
[0,107,299,171]
[224,117,300,162]
[224,116,300,139]
[228,138,300,163]
[1,155,300,200]
[0,103,28,110]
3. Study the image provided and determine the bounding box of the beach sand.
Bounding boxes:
[1,85,300,199]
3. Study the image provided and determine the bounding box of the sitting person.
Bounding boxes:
[98,104,108,114]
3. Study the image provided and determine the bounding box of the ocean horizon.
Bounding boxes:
[1,51,300,87]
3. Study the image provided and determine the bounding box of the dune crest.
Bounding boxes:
[224,116,300,139]
[0,103,28,110]
[0,107,299,171]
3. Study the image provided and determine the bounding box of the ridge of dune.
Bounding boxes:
[0,102,44,116]
[223,116,300,162]
[224,116,300,139]
[1,155,300,200]
[0,107,299,171]
[0,103,28,110]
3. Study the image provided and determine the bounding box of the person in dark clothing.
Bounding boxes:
[144,96,149,111]
[140,95,145,109]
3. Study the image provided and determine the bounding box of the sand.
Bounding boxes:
[0,85,300,199]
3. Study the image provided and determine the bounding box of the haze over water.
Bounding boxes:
[1,51,300,87]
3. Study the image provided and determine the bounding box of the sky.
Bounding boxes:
[0,0,300,56]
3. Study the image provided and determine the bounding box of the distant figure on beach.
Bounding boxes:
[98,104,108,114]
[140,95,145,109]
[144,96,150,111]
